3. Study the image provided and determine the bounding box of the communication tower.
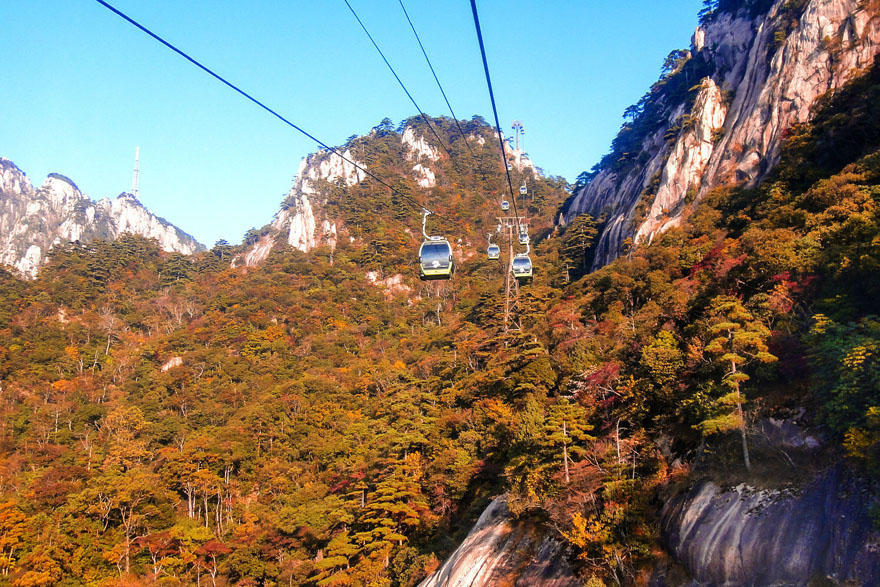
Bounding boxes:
[131,146,140,198]
[511,120,524,151]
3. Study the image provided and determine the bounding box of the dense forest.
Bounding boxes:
[1,49,880,586]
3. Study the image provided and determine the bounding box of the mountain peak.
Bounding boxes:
[237,116,559,272]
[0,157,32,195]
[0,158,205,277]
[44,172,81,192]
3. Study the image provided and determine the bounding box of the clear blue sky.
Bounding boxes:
[3,0,703,247]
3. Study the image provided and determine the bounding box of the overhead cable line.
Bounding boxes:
[397,0,477,161]
[91,0,463,228]
[398,0,500,228]
[341,0,454,161]
[469,0,521,225]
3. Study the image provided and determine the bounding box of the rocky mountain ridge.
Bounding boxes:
[564,0,880,269]
[239,149,361,267]
[0,157,205,277]
[239,123,537,267]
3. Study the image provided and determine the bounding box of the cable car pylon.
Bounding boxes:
[498,215,530,331]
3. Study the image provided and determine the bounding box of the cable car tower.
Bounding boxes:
[497,214,531,331]
[496,120,533,332]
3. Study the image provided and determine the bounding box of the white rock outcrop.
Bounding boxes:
[365,271,411,298]
[0,158,204,277]
[242,149,363,266]
[419,495,579,587]
[401,127,442,188]
[506,144,538,175]
[161,356,183,372]
[402,127,441,163]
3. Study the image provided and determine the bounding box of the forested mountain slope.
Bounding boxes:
[1,5,880,585]
[0,52,879,581]
[0,116,576,585]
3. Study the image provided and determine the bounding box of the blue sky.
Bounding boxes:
[3,1,703,247]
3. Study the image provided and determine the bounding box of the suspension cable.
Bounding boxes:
[92,0,463,229]
[469,0,521,226]
[342,0,454,161]
[397,0,476,161]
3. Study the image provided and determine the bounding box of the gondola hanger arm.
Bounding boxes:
[421,209,443,241]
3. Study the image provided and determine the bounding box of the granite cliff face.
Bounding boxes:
[419,496,580,587]
[661,466,880,585]
[0,158,204,277]
[565,0,880,269]
[440,425,879,586]
[240,149,362,267]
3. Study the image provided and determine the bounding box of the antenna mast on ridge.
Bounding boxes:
[511,120,524,151]
[131,146,140,198]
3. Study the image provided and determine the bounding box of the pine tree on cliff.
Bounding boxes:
[544,397,593,484]
[561,213,599,280]
[701,296,777,472]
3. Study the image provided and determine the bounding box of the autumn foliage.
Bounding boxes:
[0,59,879,585]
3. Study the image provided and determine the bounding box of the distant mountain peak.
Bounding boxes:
[46,172,80,192]
[0,157,205,277]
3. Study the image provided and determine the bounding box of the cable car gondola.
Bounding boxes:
[512,239,533,284]
[418,210,454,281]
[487,233,500,260]
[501,200,510,211]
[518,226,529,245]
[512,254,533,284]
[519,184,527,195]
